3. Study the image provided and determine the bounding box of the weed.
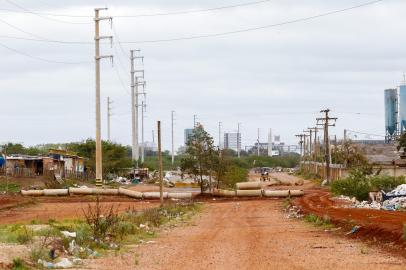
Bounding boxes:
[11,257,28,270]
[304,214,333,229]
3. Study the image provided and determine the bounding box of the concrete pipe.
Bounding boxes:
[118,188,143,199]
[43,189,69,196]
[68,188,93,195]
[213,189,236,197]
[92,188,119,196]
[262,190,289,198]
[262,190,304,198]
[288,190,305,197]
[143,192,169,199]
[236,189,262,197]
[236,182,262,190]
[21,190,44,196]
[168,192,193,199]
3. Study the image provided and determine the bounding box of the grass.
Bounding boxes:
[0,183,21,193]
[304,214,334,229]
[11,257,29,270]
[0,225,34,244]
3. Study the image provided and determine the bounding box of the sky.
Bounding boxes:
[0,0,405,151]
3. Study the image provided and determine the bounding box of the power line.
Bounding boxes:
[0,0,387,45]
[0,0,273,18]
[0,41,92,64]
[119,0,386,44]
[345,129,386,138]
[4,0,91,24]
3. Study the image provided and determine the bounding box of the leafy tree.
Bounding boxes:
[332,141,372,175]
[180,125,216,192]
[66,139,132,175]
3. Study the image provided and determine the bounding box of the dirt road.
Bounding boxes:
[81,200,405,270]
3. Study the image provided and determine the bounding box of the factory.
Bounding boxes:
[384,78,406,142]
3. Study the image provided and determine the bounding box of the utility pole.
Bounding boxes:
[237,123,241,158]
[317,109,337,184]
[171,110,175,166]
[157,121,164,206]
[141,101,146,164]
[303,129,313,160]
[130,49,144,166]
[295,134,304,170]
[257,128,260,156]
[107,97,113,141]
[193,115,197,128]
[94,8,113,187]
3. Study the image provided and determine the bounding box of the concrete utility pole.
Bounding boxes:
[308,127,321,161]
[171,110,175,166]
[94,8,113,186]
[257,128,260,156]
[194,115,197,128]
[303,129,313,160]
[317,109,337,184]
[295,134,304,157]
[141,101,146,164]
[157,121,164,206]
[130,50,144,166]
[107,97,113,141]
[237,123,241,158]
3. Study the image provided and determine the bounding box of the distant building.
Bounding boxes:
[224,132,241,151]
[184,129,194,145]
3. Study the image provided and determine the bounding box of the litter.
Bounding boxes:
[54,258,73,269]
[346,225,361,235]
[61,231,77,238]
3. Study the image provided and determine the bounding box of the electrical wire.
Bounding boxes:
[0,41,92,64]
[4,0,91,24]
[119,0,386,44]
[0,0,386,45]
[0,0,273,18]
[345,129,386,137]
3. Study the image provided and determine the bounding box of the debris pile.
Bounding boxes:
[285,205,303,219]
[339,184,406,211]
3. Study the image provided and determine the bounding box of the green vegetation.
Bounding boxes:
[0,225,33,244]
[331,170,406,201]
[0,183,21,193]
[11,257,28,270]
[304,214,333,229]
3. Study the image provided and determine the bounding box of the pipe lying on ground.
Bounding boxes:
[21,190,44,196]
[236,189,262,197]
[236,182,262,190]
[212,189,236,197]
[92,188,119,196]
[262,190,304,198]
[43,189,69,196]
[143,192,169,199]
[118,188,143,199]
[68,188,94,195]
[168,192,193,199]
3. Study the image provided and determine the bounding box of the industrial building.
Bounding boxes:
[184,128,194,145]
[384,78,406,142]
[224,132,241,151]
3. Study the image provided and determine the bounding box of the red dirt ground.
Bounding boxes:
[295,188,406,255]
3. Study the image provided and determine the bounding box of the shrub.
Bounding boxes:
[370,175,406,192]
[331,170,371,201]
[331,170,406,201]
[75,223,92,246]
[15,226,33,244]
[142,208,162,227]
[30,246,49,263]
[11,257,28,270]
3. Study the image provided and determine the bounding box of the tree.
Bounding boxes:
[332,141,372,175]
[180,125,215,192]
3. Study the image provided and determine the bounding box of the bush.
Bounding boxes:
[331,170,406,201]
[222,166,248,189]
[370,175,406,192]
[331,171,370,201]
[11,257,28,270]
[15,226,33,245]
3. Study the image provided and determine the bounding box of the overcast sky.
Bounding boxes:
[0,0,405,151]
